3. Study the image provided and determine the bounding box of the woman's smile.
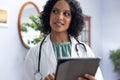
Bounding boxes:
[54,21,64,27]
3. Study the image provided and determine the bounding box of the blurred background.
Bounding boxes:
[0,0,120,80]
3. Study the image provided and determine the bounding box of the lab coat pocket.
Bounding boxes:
[34,72,42,80]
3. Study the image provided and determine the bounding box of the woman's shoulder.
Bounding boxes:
[74,39,95,57]
[25,35,50,59]
[29,42,41,52]
[25,42,41,60]
[28,35,50,54]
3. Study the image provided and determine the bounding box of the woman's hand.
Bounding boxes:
[44,73,55,80]
[77,74,96,80]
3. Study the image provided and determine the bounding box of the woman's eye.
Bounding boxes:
[52,9,58,14]
[64,12,71,17]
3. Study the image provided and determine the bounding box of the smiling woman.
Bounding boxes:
[18,1,42,48]
[23,0,103,80]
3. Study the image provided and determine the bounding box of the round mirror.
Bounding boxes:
[18,1,42,48]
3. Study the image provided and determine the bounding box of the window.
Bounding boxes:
[78,16,91,47]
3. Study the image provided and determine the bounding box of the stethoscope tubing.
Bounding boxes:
[37,37,87,72]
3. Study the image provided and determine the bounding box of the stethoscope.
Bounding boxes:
[37,37,87,73]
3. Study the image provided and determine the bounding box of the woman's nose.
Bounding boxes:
[56,13,63,20]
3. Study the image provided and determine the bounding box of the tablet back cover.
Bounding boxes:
[55,57,100,80]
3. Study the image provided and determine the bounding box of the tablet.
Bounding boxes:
[55,57,100,80]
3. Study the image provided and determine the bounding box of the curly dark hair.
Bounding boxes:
[41,0,85,37]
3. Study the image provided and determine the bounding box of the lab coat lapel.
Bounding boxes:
[43,35,57,72]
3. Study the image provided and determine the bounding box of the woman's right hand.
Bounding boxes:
[44,73,55,80]
[77,74,96,80]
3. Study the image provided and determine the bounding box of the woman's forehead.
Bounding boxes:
[53,0,71,10]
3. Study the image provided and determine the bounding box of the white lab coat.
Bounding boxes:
[23,35,104,80]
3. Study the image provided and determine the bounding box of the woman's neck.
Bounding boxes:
[50,32,70,42]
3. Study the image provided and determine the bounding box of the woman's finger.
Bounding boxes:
[44,73,55,80]
[48,73,55,80]
[85,74,96,80]
[77,77,87,80]
[44,76,50,80]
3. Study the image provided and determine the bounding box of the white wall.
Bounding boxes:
[0,0,120,80]
[0,0,46,80]
[0,1,26,80]
[102,0,120,80]
[79,0,120,80]
[78,0,102,58]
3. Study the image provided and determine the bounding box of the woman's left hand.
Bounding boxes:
[44,73,55,80]
[77,74,96,80]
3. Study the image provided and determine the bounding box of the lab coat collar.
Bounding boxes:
[45,34,80,58]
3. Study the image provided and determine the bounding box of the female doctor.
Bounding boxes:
[23,0,103,80]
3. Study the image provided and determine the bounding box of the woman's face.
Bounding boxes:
[50,0,72,34]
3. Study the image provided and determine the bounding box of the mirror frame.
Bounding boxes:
[18,1,40,49]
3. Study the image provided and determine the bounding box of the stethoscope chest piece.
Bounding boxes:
[34,72,42,80]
